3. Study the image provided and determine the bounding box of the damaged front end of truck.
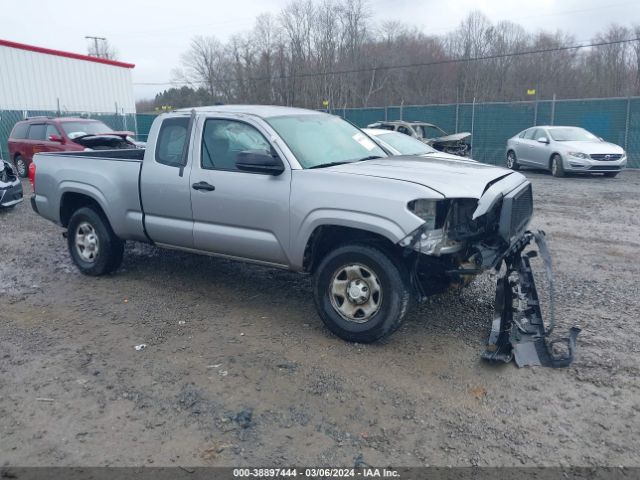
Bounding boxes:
[399,177,580,368]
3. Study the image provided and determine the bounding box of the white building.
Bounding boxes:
[0,39,135,115]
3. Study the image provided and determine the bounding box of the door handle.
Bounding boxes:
[192,181,216,192]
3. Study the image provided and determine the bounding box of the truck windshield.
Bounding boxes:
[61,121,114,139]
[266,114,386,168]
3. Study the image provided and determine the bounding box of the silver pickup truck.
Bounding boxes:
[31,105,578,365]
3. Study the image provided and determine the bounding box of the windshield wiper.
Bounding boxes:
[308,155,383,169]
[308,161,353,169]
[353,155,383,162]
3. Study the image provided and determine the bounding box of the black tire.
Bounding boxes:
[312,243,412,343]
[506,150,520,170]
[14,155,27,178]
[603,172,619,178]
[67,206,124,276]
[550,154,565,177]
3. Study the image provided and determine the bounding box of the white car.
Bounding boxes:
[506,126,626,178]
[364,128,477,162]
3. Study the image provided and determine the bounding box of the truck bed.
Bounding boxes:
[32,149,148,242]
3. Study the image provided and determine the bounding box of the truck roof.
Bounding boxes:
[174,105,323,118]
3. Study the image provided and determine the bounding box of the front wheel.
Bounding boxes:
[313,243,412,343]
[550,154,565,177]
[67,207,124,276]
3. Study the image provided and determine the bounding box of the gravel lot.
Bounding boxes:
[1,170,639,467]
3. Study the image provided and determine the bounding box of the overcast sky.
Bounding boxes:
[2,0,638,100]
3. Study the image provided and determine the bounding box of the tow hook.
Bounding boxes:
[482,230,581,368]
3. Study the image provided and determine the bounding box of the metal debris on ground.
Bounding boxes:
[134,344,147,351]
[482,231,580,368]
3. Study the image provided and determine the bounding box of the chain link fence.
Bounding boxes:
[0,110,138,162]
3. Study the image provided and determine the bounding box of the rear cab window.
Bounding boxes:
[155,117,190,166]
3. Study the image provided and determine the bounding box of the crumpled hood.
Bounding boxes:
[328,156,521,198]
[558,141,624,154]
[430,132,471,143]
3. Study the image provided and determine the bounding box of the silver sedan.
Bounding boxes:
[506,126,626,178]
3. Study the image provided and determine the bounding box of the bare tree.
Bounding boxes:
[167,0,640,110]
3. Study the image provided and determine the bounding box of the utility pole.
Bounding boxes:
[85,36,106,58]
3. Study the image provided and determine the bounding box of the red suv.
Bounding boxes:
[8,117,138,177]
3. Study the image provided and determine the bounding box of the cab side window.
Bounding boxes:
[156,117,189,167]
[201,119,271,171]
[523,128,537,140]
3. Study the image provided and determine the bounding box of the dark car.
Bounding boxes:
[8,117,138,177]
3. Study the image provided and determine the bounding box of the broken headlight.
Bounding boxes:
[407,199,447,230]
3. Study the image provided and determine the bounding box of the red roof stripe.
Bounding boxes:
[0,39,135,69]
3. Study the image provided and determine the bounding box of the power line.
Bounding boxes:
[133,36,640,87]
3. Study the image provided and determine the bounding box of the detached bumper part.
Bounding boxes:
[482,230,580,368]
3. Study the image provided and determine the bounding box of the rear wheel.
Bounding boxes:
[14,155,27,178]
[603,172,619,178]
[506,150,520,170]
[67,207,124,276]
[550,154,565,177]
[313,243,412,343]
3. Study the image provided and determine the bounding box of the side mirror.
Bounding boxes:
[236,150,284,175]
[49,134,63,143]
[537,137,549,144]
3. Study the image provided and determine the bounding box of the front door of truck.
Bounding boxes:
[140,115,195,248]
[190,115,291,267]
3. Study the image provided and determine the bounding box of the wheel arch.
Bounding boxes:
[301,224,403,274]
[59,191,110,229]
